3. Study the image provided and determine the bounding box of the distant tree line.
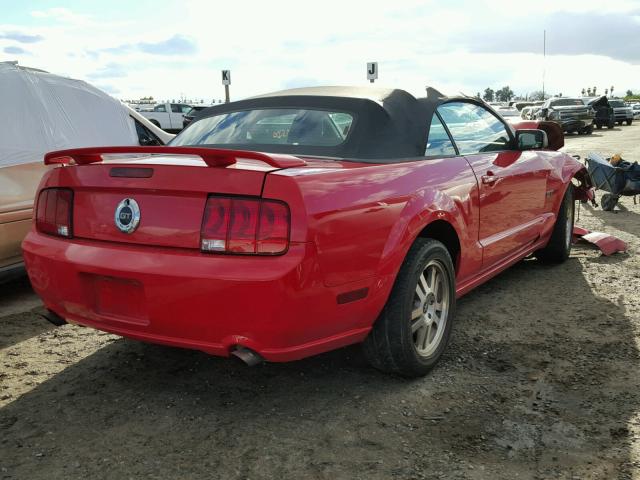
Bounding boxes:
[625,89,640,101]
[475,85,640,103]
[477,87,552,102]
[480,86,514,102]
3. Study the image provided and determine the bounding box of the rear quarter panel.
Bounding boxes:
[265,157,482,292]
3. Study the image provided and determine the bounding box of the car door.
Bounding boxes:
[438,101,549,268]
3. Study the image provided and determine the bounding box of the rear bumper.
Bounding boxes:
[22,231,378,361]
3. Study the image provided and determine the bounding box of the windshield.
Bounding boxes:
[609,100,624,108]
[171,108,354,147]
[550,99,584,107]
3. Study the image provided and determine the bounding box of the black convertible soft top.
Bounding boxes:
[187,86,476,160]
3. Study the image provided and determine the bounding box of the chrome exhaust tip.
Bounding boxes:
[231,346,263,367]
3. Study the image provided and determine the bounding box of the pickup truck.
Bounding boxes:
[140,102,195,132]
[608,99,634,126]
[537,98,595,134]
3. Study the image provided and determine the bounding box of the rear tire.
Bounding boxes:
[363,239,456,377]
[536,186,574,263]
[627,119,633,126]
[149,119,161,127]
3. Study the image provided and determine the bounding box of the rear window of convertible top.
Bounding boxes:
[171,109,355,147]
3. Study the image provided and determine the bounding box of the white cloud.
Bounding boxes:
[0,1,638,102]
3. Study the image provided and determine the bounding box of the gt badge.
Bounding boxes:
[114,198,140,234]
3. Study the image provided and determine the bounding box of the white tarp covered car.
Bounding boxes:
[0,61,173,279]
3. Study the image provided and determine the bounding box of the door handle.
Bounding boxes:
[481,171,498,184]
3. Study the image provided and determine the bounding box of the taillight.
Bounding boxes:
[36,188,73,237]
[201,196,290,255]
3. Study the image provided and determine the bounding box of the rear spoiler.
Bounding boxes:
[44,146,307,169]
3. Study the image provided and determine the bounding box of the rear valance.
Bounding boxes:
[44,146,307,169]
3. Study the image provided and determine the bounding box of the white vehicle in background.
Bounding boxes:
[520,106,534,119]
[494,105,521,123]
[0,61,173,280]
[632,103,640,119]
[125,105,174,145]
[139,102,195,132]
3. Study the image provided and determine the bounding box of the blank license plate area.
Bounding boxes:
[89,275,148,325]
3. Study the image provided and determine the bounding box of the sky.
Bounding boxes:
[1,0,639,102]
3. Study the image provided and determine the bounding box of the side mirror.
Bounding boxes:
[516,129,548,150]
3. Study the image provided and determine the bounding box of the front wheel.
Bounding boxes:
[536,186,574,263]
[363,239,456,377]
[626,119,633,126]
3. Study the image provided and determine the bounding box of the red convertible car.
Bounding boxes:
[23,86,592,377]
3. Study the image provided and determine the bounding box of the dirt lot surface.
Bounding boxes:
[1,124,640,479]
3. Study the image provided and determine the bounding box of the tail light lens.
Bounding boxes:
[201,196,290,255]
[36,188,73,238]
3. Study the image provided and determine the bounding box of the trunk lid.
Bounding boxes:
[62,155,276,249]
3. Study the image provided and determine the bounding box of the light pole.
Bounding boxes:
[542,30,546,100]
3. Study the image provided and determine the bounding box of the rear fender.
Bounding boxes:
[350,193,469,330]
[376,189,472,288]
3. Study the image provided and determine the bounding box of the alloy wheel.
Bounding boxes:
[411,260,450,357]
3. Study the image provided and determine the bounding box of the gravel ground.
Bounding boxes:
[1,124,639,480]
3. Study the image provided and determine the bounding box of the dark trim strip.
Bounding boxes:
[336,287,369,305]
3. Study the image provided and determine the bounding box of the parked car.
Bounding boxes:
[608,99,634,125]
[583,96,615,129]
[513,101,535,111]
[140,102,195,132]
[537,97,594,134]
[182,105,208,129]
[23,86,592,377]
[0,61,173,281]
[126,105,175,145]
[521,103,545,120]
[632,103,640,119]
[494,106,520,123]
